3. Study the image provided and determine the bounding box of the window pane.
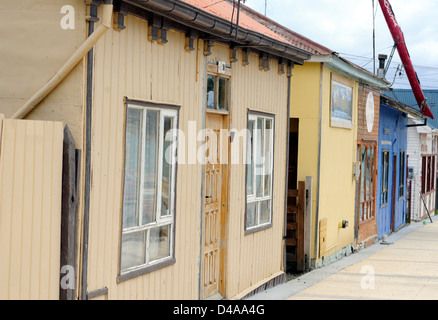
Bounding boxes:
[360,146,366,203]
[246,121,254,196]
[256,118,264,198]
[370,146,375,196]
[121,231,146,270]
[123,108,142,229]
[264,119,272,197]
[259,200,271,225]
[149,225,171,262]
[142,110,159,225]
[207,75,216,109]
[366,146,371,201]
[246,202,257,229]
[218,77,229,111]
[161,116,174,217]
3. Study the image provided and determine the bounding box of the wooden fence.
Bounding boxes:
[0,116,65,299]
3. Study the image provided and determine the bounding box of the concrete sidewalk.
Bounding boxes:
[247,215,438,300]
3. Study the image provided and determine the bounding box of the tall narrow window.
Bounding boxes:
[120,102,178,278]
[399,150,405,198]
[246,113,274,232]
[382,150,389,206]
[358,142,376,222]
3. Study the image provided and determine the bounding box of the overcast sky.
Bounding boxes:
[245,0,438,90]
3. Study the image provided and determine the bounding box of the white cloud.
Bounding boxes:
[244,0,438,88]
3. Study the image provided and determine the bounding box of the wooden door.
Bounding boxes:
[201,113,228,299]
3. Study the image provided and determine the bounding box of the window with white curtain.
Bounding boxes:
[120,102,178,277]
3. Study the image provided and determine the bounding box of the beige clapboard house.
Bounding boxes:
[0,0,313,299]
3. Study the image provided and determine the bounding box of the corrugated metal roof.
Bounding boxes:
[384,89,438,129]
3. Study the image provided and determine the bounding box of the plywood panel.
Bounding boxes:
[0,118,64,300]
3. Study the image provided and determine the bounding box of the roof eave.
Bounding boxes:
[308,54,390,90]
[124,0,311,64]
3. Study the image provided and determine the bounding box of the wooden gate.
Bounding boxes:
[286,181,305,272]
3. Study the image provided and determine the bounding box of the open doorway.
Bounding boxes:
[286,118,305,274]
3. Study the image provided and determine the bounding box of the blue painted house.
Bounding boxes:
[376,95,424,237]
[383,90,438,222]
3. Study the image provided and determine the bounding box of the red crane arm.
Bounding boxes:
[378,0,434,119]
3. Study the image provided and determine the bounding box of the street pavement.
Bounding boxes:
[247,215,438,300]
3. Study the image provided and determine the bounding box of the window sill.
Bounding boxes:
[206,109,229,115]
[245,223,272,236]
[117,258,176,284]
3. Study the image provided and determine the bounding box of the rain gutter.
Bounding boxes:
[124,0,311,64]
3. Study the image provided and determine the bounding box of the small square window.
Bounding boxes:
[206,75,230,111]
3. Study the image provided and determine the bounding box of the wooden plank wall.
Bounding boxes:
[227,49,288,299]
[88,10,289,299]
[87,13,204,300]
[0,117,64,299]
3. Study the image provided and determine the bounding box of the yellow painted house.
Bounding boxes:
[238,4,389,270]
[290,55,388,268]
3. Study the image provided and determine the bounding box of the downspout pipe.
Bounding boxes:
[80,0,113,300]
[11,1,114,119]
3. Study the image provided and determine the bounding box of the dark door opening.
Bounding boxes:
[286,118,305,274]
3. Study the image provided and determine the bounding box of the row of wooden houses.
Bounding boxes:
[0,0,436,300]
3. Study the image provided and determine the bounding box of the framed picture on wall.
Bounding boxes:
[330,73,354,129]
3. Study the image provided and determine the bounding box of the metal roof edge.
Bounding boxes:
[124,0,312,64]
[381,95,424,119]
[322,55,390,90]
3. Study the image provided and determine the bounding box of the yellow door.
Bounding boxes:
[201,113,228,299]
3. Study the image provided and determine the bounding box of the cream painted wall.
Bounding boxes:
[0,0,87,149]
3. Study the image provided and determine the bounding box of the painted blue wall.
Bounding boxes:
[376,104,408,237]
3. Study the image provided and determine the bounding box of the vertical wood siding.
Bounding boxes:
[88,11,289,299]
[226,50,288,299]
[0,118,64,299]
[87,14,204,300]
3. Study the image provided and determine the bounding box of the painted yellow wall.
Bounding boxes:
[319,66,358,258]
[290,63,358,262]
[290,63,321,261]
[0,0,87,149]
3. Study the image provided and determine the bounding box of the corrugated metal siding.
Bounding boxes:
[226,49,288,299]
[0,118,64,300]
[87,13,204,300]
[384,90,438,129]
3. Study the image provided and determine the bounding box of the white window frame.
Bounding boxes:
[120,102,178,279]
[245,112,274,233]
